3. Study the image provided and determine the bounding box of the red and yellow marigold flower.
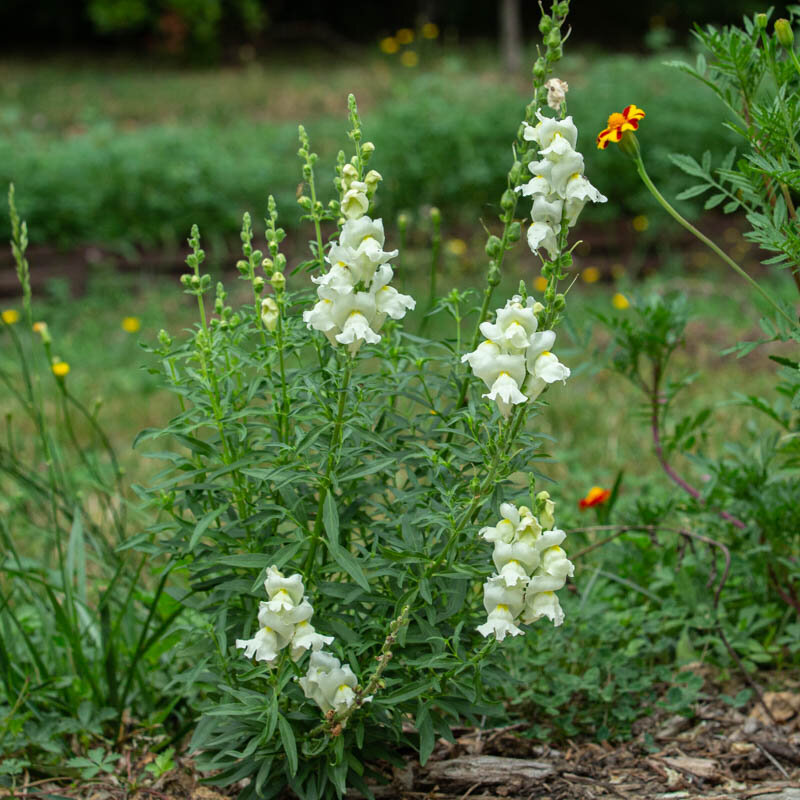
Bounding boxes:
[579,486,611,510]
[596,105,645,150]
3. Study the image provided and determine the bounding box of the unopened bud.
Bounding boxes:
[342,163,358,189]
[397,212,409,232]
[545,29,561,48]
[364,169,382,191]
[755,13,768,28]
[539,16,553,35]
[508,221,521,242]
[485,235,503,259]
[429,206,441,225]
[775,18,794,48]
[500,189,516,211]
[158,329,172,348]
[252,276,265,293]
[236,259,249,275]
[261,257,273,270]
[532,57,547,80]
[361,141,375,157]
[553,293,566,311]
[270,271,286,291]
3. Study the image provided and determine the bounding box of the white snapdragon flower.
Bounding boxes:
[341,181,369,219]
[517,110,606,262]
[305,196,415,353]
[236,566,333,667]
[478,501,573,640]
[260,297,279,332]
[290,620,334,661]
[522,590,565,626]
[524,330,570,401]
[462,296,568,415]
[476,576,525,641]
[299,650,362,714]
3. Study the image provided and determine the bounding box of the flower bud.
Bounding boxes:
[509,161,522,184]
[397,212,409,233]
[775,18,794,48]
[538,16,553,35]
[342,163,358,189]
[361,141,375,159]
[274,253,287,270]
[545,29,561,49]
[553,293,566,311]
[532,57,547,80]
[500,189,516,211]
[262,257,273,270]
[485,235,503,258]
[260,297,279,332]
[270,271,286,291]
[508,221,521,242]
[252,276,265,293]
[755,13,768,28]
[429,206,441,225]
[556,2,569,15]
[180,274,192,288]
[297,195,313,210]
[158,329,172,348]
[236,259,249,275]
[364,169,382,192]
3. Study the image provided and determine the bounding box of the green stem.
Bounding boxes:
[304,358,353,574]
[634,154,795,326]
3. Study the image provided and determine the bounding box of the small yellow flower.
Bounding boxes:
[632,215,649,232]
[446,238,467,256]
[2,309,20,325]
[396,28,414,44]
[400,50,418,68]
[533,275,549,293]
[380,36,399,54]
[121,316,141,333]
[52,361,70,377]
[582,266,601,284]
[612,292,630,310]
[421,22,439,39]
[32,321,46,332]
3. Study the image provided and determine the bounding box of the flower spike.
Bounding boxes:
[596,105,646,150]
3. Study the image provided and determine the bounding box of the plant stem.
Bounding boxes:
[634,154,795,326]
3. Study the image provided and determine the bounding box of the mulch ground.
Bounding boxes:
[4,682,799,800]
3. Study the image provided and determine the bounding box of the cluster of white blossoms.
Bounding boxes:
[517,110,606,260]
[303,166,415,354]
[235,566,333,665]
[299,650,370,714]
[477,494,574,641]
[461,294,570,417]
[236,565,368,717]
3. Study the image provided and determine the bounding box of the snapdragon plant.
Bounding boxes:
[139,3,610,797]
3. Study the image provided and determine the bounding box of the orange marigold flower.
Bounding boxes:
[579,486,611,510]
[596,105,645,150]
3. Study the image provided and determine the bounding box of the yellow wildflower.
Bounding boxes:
[401,50,418,68]
[597,105,646,150]
[2,309,20,325]
[52,361,70,377]
[534,276,549,293]
[632,215,649,232]
[612,293,630,310]
[380,36,399,54]
[122,316,142,333]
[396,28,414,44]
[582,266,601,284]
[421,22,439,39]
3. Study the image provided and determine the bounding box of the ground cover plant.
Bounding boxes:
[1,3,799,798]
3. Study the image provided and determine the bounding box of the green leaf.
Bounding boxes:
[325,539,370,592]
[323,492,339,543]
[417,703,435,766]
[277,713,298,776]
[703,193,725,210]
[188,504,229,550]
[675,184,711,200]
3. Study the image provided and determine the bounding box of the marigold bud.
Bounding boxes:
[429,206,441,224]
[755,13,768,28]
[775,18,794,48]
